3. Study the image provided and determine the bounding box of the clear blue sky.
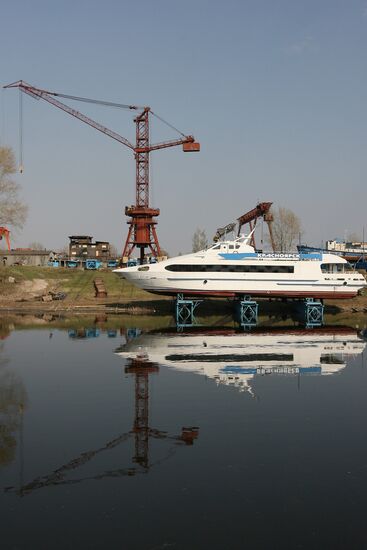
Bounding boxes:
[1,0,366,254]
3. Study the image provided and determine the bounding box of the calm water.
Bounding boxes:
[1,318,367,549]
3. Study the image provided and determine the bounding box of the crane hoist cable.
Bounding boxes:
[49,91,188,138]
[150,111,186,138]
[49,91,142,111]
[19,89,23,173]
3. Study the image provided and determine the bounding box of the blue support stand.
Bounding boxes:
[303,298,324,328]
[175,294,202,329]
[235,295,259,329]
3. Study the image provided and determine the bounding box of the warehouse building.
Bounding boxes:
[0,249,57,267]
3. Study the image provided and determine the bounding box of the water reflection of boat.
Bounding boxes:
[116,328,366,395]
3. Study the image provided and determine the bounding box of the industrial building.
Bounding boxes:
[0,249,57,267]
[69,236,110,260]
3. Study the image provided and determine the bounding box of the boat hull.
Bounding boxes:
[117,270,363,299]
[146,288,358,299]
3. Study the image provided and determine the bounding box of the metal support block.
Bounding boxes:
[175,294,202,329]
[303,298,324,328]
[235,295,258,329]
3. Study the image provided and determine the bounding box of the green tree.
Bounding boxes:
[0,147,28,229]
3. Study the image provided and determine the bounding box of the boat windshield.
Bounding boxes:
[210,235,250,251]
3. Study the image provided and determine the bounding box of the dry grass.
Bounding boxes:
[0,266,155,304]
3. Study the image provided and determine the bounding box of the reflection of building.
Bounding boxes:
[116,328,366,396]
[68,235,110,260]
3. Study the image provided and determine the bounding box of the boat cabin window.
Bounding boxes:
[165,264,294,273]
[138,266,150,271]
[321,263,351,274]
[344,262,355,272]
[212,243,241,251]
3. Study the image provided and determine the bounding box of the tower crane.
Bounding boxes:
[4,81,200,263]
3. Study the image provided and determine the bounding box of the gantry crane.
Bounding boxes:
[213,202,275,251]
[4,81,200,262]
[0,226,11,251]
[237,202,275,250]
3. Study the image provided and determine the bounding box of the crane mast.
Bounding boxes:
[4,80,200,262]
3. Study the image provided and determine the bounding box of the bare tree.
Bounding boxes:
[59,244,69,256]
[271,207,302,252]
[159,248,169,258]
[192,228,208,252]
[28,242,45,250]
[0,147,28,230]
[346,232,361,243]
[109,244,118,258]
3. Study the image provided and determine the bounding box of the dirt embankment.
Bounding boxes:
[0,267,161,312]
[0,278,49,301]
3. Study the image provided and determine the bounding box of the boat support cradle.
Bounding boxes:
[236,295,259,329]
[301,298,324,328]
[174,295,324,330]
[175,294,203,329]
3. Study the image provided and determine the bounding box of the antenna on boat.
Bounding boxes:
[243,227,256,244]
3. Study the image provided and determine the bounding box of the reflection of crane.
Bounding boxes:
[4,81,200,263]
[125,354,198,468]
[8,348,198,496]
[237,202,275,251]
[0,226,11,251]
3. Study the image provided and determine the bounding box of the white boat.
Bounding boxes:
[116,328,366,395]
[114,234,366,299]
